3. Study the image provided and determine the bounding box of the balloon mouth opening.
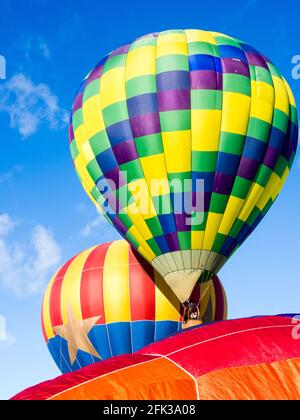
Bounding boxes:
[182,300,203,330]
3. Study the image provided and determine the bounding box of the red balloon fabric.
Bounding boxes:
[12,315,300,400]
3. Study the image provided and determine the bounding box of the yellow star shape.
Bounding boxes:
[54,305,101,365]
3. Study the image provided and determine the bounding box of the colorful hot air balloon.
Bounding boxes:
[42,240,227,373]
[69,29,298,303]
[14,314,300,400]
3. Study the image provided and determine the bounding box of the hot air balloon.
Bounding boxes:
[42,240,227,373]
[69,29,298,304]
[14,314,300,400]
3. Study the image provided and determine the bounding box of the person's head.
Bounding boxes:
[190,311,198,320]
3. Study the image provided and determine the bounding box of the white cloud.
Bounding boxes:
[0,165,23,183]
[38,40,51,59]
[0,214,17,236]
[0,73,68,138]
[76,202,90,214]
[17,34,51,61]
[80,214,107,238]
[0,315,15,349]
[78,209,121,244]
[0,216,62,296]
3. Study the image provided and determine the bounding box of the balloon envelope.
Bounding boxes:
[15,314,300,400]
[69,29,298,302]
[42,240,227,373]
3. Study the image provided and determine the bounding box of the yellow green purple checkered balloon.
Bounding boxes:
[69,29,298,303]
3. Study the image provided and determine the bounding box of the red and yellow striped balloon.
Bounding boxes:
[42,240,227,373]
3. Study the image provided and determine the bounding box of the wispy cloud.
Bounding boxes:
[78,208,121,246]
[0,165,23,184]
[220,0,257,33]
[0,73,68,138]
[80,214,107,238]
[38,40,51,59]
[16,34,51,61]
[237,0,257,18]
[76,202,91,214]
[0,215,62,296]
[0,214,17,236]
[0,315,15,349]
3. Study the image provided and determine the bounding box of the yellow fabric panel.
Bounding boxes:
[272,76,290,115]
[140,154,170,195]
[222,92,251,135]
[218,196,244,235]
[156,32,188,58]
[199,281,212,318]
[100,67,126,108]
[81,180,99,209]
[74,156,95,193]
[126,45,156,80]
[191,230,205,250]
[162,131,191,173]
[283,77,297,107]
[250,81,274,123]
[272,167,289,201]
[103,241,131,323]
[154,271,180,321]
[202,213,224,250]
[128,179,157,217]
[125,203,153,240]
[73,114,97,199]
[251,81,274,104]
[61,247,96,324]
[82,140,95,163]
[124,178,160,248]
[82,95,105,138]
[209,283,216,318]
[238,183,264,222]
[185,29,217,44]
[74,125,87,148]
[191,110,222,151]
[250,100,274,124]
[128,225,156,260]
[210,31,231,38]
[256,172,280,210]
[74,153,87,173]
[137,245,156,263]
[42,270,59,340]
[121,162,160,246]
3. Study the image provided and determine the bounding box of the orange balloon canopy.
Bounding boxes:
[13,314,300,400]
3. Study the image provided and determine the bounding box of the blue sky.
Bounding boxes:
[0,0,299,400]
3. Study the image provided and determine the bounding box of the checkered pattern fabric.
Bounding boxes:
[69,29,298,283]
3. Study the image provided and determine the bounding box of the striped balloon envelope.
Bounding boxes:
[69,29,298,304]
[42,240,227,373]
